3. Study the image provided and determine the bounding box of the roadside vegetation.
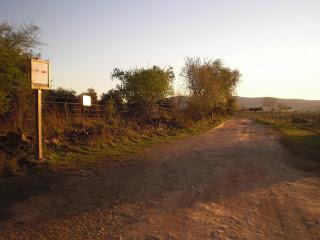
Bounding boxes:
[0,23,240,176]
[241,95,320,171]
[256,119,320,171]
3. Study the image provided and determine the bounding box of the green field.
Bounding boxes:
[257,119,320,171]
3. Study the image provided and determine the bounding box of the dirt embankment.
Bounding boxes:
[1,119,319,239]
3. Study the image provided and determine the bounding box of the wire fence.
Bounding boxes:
[13,97,180,131]
[43,99,175,117]
[243,111,320,133]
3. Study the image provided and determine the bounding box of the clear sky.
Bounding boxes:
[1,0,319,100]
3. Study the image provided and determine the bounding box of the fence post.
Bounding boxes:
[312,116,315,130]
[81,104,84,129]
[64,102,68,120]
[292,113,295,125]
[279,112,282,122]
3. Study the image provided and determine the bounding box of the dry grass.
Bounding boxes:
[0,113,223,175]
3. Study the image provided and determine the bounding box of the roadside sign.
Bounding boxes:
[83,95,92,106]
[31,58,50,89]
[31,58,50,160]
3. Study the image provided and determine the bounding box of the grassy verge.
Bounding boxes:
[257,119,320,171]
[46,118,225,169]
[1,118,226,175]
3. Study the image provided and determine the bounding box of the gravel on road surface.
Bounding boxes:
[1,118,319,239]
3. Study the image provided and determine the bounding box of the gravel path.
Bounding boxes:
[1,118,320,239]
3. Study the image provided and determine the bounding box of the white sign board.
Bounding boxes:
[31,59,50,89]
[82,95,92,106]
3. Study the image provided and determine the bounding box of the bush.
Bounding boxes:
[112,66,174,119]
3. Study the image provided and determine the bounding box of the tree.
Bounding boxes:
[182,57,240,117]
[0,22,41,128]
[277,103,291,112]
[100,89,123,106]
[112,66,174,119]
[100,89,124,119]
[262,97,277,111]
[44,88,78,116]
[45,87,77,102]
[226,97,241,114]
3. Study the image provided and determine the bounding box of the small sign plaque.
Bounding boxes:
[83,95,92,106]
[31,58,50,89]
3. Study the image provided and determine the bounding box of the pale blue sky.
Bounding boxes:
[1,0,319,99]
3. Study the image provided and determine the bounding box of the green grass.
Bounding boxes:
[0,118,226,176]
[44,118,226,170]
[257,119,320,171]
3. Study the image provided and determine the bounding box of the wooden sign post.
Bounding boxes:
[31,58,50,160]
[35,89,43,159]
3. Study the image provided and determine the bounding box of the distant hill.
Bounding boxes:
[237,97,320,112]
[170,96,320,112]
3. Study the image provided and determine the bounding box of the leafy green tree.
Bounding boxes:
[44,88,78,116]
[100,89,123,117]
[226,97,240,114]
[111,66,174,119]
[182,57,240,117]
[0,22,41,128]
[100,89,123,107]
[45,87,77,102]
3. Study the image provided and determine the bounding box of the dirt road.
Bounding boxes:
[1,118,320,239]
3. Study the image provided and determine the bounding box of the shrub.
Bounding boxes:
[112,66,174,119]
[182,57,240,116]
